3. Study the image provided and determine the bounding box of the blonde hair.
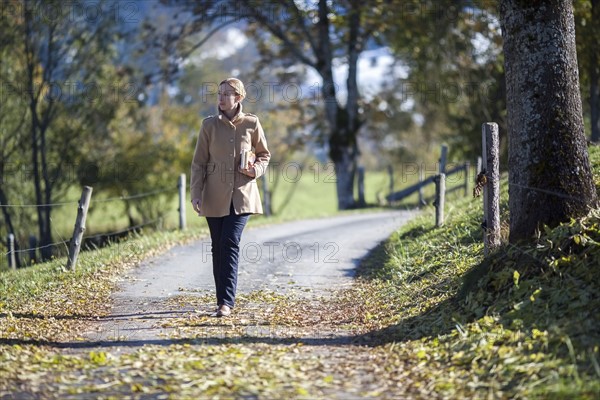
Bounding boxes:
[219,77,246,99]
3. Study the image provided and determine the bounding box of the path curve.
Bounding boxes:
[85,210,417,344]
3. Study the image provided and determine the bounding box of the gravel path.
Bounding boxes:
[83,210,417,345]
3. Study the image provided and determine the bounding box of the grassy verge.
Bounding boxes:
[352,145,600,398]
[356,202,599,398]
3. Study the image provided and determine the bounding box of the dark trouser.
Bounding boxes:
[205,203,250,308]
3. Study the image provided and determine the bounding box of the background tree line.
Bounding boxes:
[1,0,599,263]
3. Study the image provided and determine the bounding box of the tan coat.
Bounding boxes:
[190,105,270,217]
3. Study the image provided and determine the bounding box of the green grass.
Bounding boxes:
[359,202,599,398]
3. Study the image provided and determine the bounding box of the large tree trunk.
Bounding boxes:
[317,0,357,210]
[323,97,359,211]
[329,129,357,210]
[500,0,599,242]
[591,0,599,143]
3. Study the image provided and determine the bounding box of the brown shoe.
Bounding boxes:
[216,305,231,317]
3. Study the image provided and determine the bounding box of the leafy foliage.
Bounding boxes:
[381,0,507,163]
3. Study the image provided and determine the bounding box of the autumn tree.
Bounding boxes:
[0,10,29,266]
[500,0,598,242]
[5,0,122,259]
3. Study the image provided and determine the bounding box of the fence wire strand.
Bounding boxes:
[91,188,174,204]
[2,218,166,258]
[83,218,164,242]
[0,200,79,208]
[0,187,175,209]
[4,239,70,256]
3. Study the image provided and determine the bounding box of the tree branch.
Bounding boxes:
[239,0,318,69]
[180,19,240,60]
[285,0,319,57]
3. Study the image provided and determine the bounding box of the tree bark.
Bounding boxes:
[500,0,599,242]
[330,143,356,209]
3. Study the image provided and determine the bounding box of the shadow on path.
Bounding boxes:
[0,330,359,349]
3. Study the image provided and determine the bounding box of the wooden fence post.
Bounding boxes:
[418,166,425,206]
[439,144,448,174]
[66,186,93,271]
[387,165,394,202]
[178,173,186,230]
[463,161,470,197]
[29,235,37,264]
[435,173,446,227]
[7,234,16,270]
[357,166,366,207]
[482,123,501,254]
[262,175,271,217]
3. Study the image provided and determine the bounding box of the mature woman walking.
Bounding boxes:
[190,77,270,317]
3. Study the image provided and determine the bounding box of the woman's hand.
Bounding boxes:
[239,161,256,178]
[191,198,201,215]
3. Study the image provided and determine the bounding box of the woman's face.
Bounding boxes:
[218,83,240,112]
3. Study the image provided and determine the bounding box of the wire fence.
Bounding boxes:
[372,127,594,271]
[1,184,179,267]
[0,200,79,208]
[3,218,167,257]
[476,122,599,265]
[0,187,175,208]
[2,154,598,271]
